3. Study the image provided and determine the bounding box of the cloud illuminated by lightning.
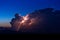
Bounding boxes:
[13,14,42,32]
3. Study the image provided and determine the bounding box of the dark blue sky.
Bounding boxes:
[0,0,60,26]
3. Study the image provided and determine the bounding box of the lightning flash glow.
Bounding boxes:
[13,14,41,32]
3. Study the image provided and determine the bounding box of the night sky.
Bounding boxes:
[0,0,60,27]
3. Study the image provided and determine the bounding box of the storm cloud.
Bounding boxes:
[10,8,60,33]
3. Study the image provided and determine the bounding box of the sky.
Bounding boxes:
[0,0,60,27]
